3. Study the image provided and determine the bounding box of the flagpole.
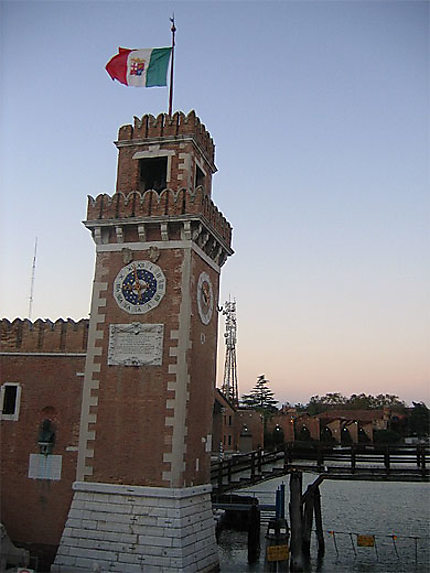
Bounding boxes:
[168,15,176,115]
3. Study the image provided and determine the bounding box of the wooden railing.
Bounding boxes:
[211,443,430,493]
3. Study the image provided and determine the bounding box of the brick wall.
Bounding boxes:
[235,409,264,451]
[0,319,87,565]
[0,318,88,352]
[267,412,296,442]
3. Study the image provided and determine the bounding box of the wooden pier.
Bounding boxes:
[211,443,429,494]
[212,443,429,571]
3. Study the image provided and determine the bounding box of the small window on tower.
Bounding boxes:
[139,157,167,192]
[1,383,21,421]
[195,165,205,189]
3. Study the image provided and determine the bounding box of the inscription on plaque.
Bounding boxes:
[108,323,164,366]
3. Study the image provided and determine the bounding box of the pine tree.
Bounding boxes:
[241,374,278,413]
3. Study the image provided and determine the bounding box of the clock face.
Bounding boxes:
[113,261,166,314]
[197,272,214,325]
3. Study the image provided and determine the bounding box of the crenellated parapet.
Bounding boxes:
[117,111,215,165]
[87,110,233,267]
[0,318,89,353]
[86,187,232,248]
[114,111,219,199]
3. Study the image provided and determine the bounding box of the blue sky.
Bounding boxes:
[0,0,428,405]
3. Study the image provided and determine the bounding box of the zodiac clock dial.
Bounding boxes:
[113,261,166,314]
[197,272,214,325]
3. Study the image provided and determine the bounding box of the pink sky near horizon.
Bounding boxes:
[1,1,428,407]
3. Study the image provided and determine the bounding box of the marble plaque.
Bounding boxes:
[28,454,62,480]
[108,323,164,366]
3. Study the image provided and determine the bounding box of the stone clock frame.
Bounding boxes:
[113,260,166,314]
[197,271,214,325]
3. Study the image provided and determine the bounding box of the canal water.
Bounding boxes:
[217,474,430,572]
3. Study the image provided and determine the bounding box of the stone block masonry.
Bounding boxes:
[52,482,218,572]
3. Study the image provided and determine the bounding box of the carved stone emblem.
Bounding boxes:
[122,248,133,264]
[149,245,160,262]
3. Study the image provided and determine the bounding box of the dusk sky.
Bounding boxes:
[1,0,428,406]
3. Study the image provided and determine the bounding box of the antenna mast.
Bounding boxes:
[221,299,239,406]
[28,237,38,319]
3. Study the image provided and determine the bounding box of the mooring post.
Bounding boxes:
[314,485,325,557]
[283,443,289,471]
[247,499,261,564]
[351,444,356,473]
[416,444,423,467]
[280,483,286,518]
[289,470,304,571]
[217,460,223,490]
[384,447,390,474]
[316,444,324,471]
[302,488,314,558]
[276,488,281,518]
[284,442,293,470]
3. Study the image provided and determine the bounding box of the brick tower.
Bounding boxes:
[52,111,233,572]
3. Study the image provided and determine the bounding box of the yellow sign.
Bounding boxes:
[267,544,289,561]
[357,534,375,547]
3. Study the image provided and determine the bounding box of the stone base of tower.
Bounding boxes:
[51,482,219,573]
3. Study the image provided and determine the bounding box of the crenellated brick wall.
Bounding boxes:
[117,111,215,162]
[86,188,232,247]
[115,111,217,200]
[0,318,89,353]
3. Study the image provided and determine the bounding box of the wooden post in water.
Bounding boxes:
[217,460,223,490]
[283,444,289,471]
[251,451,256,481]
[316,445,324,471]
[247,500,260,563]
[289,470,304,571]
[314,486,325,557]
[384,447,390,475]
[418,444,426,477]
[351,444,356,473]
[302,488,314,558]
[285,442,294,469]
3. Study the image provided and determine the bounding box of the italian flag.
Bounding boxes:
[106,47,172,87]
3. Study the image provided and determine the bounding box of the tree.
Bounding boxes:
[408,402,430,437]
[306,393,347,415]
[372,394,406,412]
[241,374,278,415]
[304,392,407,413]
[346,393,378,410]
[241,375,278,449]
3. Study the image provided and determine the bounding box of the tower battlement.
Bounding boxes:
[0,318,89,352]
[114,111,219,198]
[86,187,232,248]
[118,111,215,164]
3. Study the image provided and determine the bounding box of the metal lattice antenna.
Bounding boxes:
[221,299,239,406]
[28,237,38,320]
